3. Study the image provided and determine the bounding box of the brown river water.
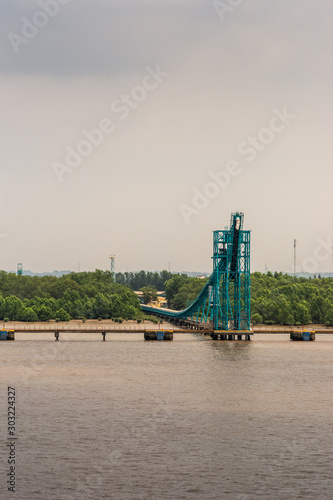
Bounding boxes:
[1,333,332,500]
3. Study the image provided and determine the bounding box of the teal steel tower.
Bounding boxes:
[212,212,251,330]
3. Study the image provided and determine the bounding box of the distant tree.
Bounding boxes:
[294,302,311,325]
[55,308,70,322]
[21,307,38,322]
[310,296,326,323]
[37,305,53,322]
[168,279,206,310]
[140,286,158,305]
[109,295,124,318]
[252,313,263,325]
[165,275,188,306]
[1,296,24,321]
[123,304,139,320]
[92,293,110,319]
[275,296,294,325]
[324,307,333,326]
[132,270,147,290]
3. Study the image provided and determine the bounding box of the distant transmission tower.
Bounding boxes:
[293,239,297,279]
[17,263,23,276]
[109,254,116,282]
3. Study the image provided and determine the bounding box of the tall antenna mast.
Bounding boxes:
[109,254,116,282]
[293,239,297,279]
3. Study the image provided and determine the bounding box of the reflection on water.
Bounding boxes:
[0,334,332,499]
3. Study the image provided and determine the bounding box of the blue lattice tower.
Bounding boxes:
[212,212,251,331]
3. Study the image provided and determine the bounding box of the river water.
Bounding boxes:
[1,333,332,500]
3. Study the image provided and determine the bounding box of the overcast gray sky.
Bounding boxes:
[1,0,332,274]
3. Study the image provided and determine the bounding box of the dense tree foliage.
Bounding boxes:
[1,269,332,325]
[251,272,333,325]
[164,272,333,326]
[165,276,208,310]
[0,270,143,322]
[115,270,173,291]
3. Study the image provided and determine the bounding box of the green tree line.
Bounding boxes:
[251,272,333,326]
[115,270,174,291]
[1,269,332,325]
[0,270,145,322]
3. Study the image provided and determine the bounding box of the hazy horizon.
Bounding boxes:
[1,1,332,275]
